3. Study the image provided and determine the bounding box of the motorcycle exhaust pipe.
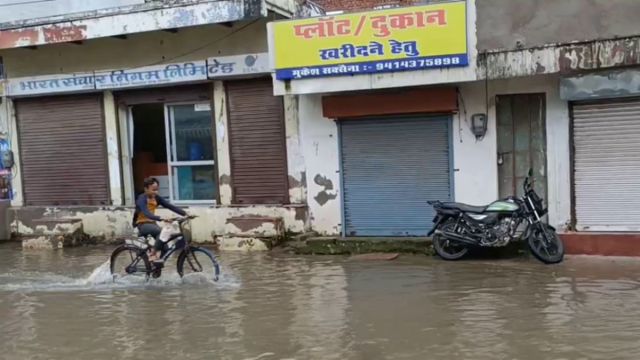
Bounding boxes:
[434,230,478,246]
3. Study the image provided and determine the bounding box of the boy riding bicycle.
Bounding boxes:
[133,178,187,263]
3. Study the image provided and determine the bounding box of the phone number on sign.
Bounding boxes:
[374,56,463,71]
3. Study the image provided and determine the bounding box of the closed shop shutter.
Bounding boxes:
[573,99,640,231]
[340,116,452,236]
[226,78,288,204]
[15,94,110,206]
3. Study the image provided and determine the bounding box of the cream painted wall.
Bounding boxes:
[454,75,572,230]
[213,80,232,205]
[5,99,22,207]
[0,0,144,23]
[1,19,311,240]
[484,75,571,230]
[298,95,341,235]
[103,91,123,206]
[284,95,307,204]
[0,19,269,77]
[453,82,498,205]
[0,97,9,135]
[298,74,571,235]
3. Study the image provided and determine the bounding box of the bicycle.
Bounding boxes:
[110,215,220,281]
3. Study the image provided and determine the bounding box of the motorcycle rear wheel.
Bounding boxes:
[433,220,469,261]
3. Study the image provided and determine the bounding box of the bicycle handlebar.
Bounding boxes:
[165,215,199,223]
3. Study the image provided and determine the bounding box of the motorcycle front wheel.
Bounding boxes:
[527,223,564,264]
[432,220,469,261]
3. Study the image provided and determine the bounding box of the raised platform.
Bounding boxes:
[21,218,93,249]
[286,237,434,255]
[219,216,286,251]
[561,233,640,257]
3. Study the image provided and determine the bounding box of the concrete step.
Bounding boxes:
[32,218,83,236]
[22,218,92,250]
[290,231,318,242]
[217,231,317,252]
[225,216,285,239]
[217,236,272,251]
[288,236,434,255]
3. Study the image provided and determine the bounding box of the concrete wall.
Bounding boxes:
[459,75,572,231]
[314,0,454,13]
[10,205,306,243]
[477,0,640,51]
[3,19,311,244]
[0,19,269,77]
[315,0,416,12]
[0,0,144,23]
[298,74,571,235]
[0,95,9,135]
[298,95,341,235]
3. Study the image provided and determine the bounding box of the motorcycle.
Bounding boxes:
[427,168,564,264]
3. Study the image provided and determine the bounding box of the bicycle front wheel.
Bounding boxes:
[177,247,220,281]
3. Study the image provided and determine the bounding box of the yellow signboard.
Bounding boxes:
[269,1,468,80]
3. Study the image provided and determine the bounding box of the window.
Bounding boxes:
[165,103,216,203]
[122,85,215,206]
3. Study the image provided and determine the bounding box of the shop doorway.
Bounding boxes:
[496,94,547,200]
[128,102,217,204]
[130,104,168,198]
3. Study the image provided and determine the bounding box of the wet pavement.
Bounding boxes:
[1,243,640,360]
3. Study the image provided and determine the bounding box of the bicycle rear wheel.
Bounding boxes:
[110,245,151,281]
[177,247,220,281]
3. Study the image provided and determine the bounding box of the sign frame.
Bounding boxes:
[5,53,270,97]
[269,1,469,80]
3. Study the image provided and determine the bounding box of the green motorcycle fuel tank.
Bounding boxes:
[486,200,520,212]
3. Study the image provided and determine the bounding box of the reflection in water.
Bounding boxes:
[2,244,640,359]
[290,262,349,359]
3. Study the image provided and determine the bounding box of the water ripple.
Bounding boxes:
[2,245,640,359]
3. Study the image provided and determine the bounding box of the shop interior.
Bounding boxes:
[131,104,169,198]
[130,103,216,202]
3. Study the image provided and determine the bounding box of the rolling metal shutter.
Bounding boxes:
[340,116,452,236]
[15,94,110,206]
[573,99,640,231]
[226,78,288,204]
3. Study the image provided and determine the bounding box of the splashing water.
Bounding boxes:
[0,258,238,293]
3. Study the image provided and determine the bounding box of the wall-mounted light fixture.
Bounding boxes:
[470,113,487,140]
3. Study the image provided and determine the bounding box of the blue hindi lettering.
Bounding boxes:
[389,40,420,57]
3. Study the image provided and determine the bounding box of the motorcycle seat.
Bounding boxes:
[440,202,488,214]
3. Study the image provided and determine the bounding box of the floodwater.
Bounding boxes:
[1,244,640,360]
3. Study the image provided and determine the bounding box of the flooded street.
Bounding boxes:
[2,244,640,359]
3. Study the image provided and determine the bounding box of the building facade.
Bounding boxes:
[4,0,640,255]
[0,0,322,248]
[268,0,640,255]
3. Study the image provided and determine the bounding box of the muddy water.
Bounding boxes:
[1,243,640,359]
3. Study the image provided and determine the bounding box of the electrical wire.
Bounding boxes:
[143,18,262,67]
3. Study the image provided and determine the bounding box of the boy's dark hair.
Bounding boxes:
[143,177,159,189]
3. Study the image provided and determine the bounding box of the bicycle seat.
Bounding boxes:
[125,238,148,248]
